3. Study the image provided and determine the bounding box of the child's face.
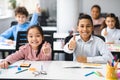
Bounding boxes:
[105,17,116,29]
[15,14,27,24]
[91,7,100,19]
[27,28,43,50]
[77,19,93,42]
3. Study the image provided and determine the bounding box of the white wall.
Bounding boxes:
[79,0,120,17]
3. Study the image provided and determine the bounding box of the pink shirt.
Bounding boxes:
[5,43,52,64]
[92,17,105,26]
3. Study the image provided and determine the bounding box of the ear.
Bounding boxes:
[77,26,79,32]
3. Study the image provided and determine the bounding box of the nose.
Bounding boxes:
[83,26,87,31]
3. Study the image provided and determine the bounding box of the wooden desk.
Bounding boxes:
[0,60,108,80]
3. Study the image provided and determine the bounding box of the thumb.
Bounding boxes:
[44,41,47,47]
[73,35,76,41]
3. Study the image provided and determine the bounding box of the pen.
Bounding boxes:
[84,71,94,76]
[15,69,28,74]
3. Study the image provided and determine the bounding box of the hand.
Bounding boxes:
[68,35,76,50]
[106,41,114,44]
[0,61,9,69]
[103,29,108,36]
[42,41,51,54]
[76,56,87,63]
[36,4,41,13]
[5,39,14,45]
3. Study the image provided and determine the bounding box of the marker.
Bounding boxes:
[84,71,94,77]
[8,65,18,69]
[15,69,28,74]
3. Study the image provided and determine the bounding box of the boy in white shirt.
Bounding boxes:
[64,14,113,63]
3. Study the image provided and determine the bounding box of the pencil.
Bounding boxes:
[15,69,28,74]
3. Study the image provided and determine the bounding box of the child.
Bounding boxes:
[0,25,52,69]
[91,4,105,35]
[101,13,120,44]
[64,14,113,63]
[0,4,41,44]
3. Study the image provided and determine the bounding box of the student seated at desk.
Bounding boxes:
[0,4,41,44]
[91,4,105,35]
[101,13,120,44]
[64,14,113,63]
[0,25,52,69]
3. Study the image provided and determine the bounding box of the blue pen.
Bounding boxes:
[112,59,114,67]
[84,71,94,77]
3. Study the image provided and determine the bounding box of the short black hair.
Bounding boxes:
[91,4,101,13]
[77,14,93,26]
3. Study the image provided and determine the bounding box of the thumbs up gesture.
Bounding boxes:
[68,35,76,50]
[103,28,108,36]
[42,41,51,54]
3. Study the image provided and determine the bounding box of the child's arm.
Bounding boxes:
[0,27,14,43]
[63,36,76,53]
[29,4,41,26]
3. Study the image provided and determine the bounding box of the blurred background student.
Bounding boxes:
[0,4,41,45]
[101,13,120,44]
[91,4,105,35]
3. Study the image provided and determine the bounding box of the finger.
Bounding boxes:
[73,35,76,40]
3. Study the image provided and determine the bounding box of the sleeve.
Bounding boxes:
[0,27,15,42]
[101,28,105,37]
[4,46,26,64]
[114,31,120,44]
[40,43,52,60]
[63,38,75,54]
[28,12,39,27]
[87,40,114,63]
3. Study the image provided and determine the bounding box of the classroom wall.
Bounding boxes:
[79,0,120,17]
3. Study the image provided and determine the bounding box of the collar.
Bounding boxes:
[76,35,94,43]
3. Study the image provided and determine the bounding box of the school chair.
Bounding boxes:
[16,31,27,50]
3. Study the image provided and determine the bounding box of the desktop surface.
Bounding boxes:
[0,60,107,80]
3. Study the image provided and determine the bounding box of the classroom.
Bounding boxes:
[0,0,120,80]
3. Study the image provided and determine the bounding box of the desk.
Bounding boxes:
[107,44,120,52]
[0,42,16,58]
[0,60,109,80]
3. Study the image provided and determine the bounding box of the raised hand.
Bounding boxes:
[42,41,51,54]
[103,28,108,36]
[36,4,41,14]
[68,35,76,50]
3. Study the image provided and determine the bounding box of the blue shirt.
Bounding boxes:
[0,13,39,42]
[64,35,114,63]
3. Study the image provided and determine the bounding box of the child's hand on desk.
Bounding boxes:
[68,35,76,50]
[0,61,9,69]
[42,41,51,54]
[103,29,108,36]
[5,39,14,45]
[76,56,87,63]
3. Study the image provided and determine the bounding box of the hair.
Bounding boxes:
[15,6,29,17]
[27,25,45,56]
[77,14,93,26]
[100,13,120,30]
[91,4,101,13]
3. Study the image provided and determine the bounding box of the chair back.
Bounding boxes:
[64,35,73,61]
[16,31,27,50]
